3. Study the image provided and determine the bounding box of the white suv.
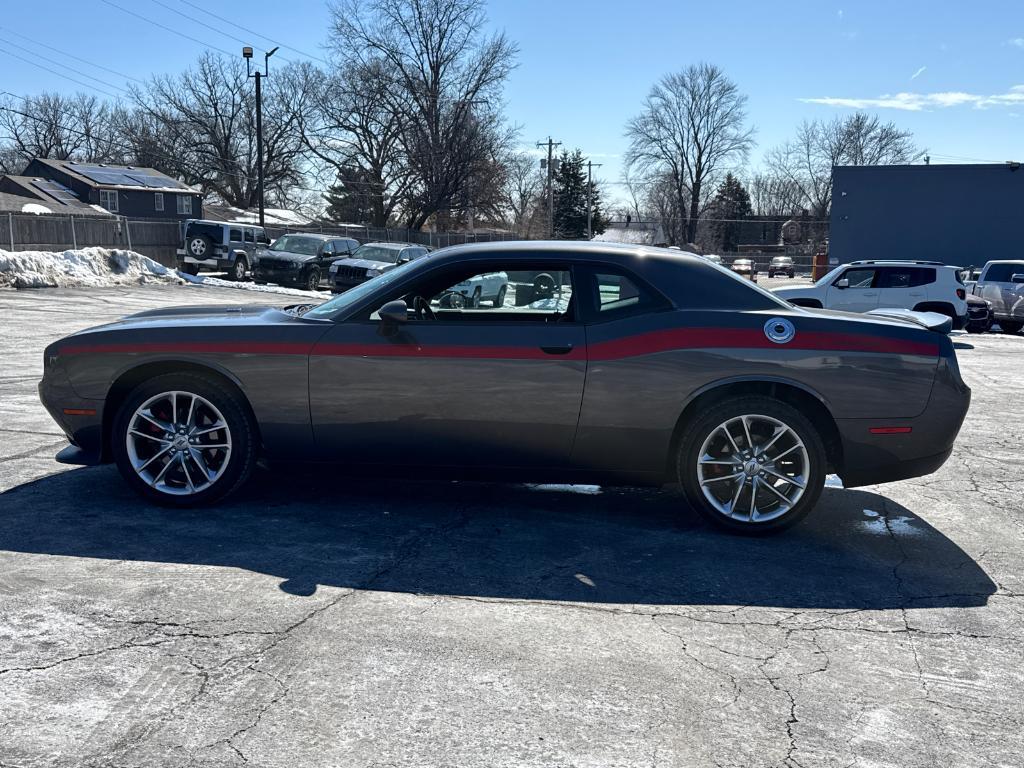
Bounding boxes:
[773,260,968,328]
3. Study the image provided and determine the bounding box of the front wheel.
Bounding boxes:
[112,373,258,506]
[493,284,508,308]
[231,257,249,281]
[305,267,321,291]
[676,396,827,534]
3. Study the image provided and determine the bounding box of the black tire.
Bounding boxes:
[470,287,482,308]
[493,284,508,308]
[788,270,795,279]
[179,263,200,276]
[675,396,827,535]
[305,267,321,291]
[186,235,211,260]
[999,321,1022,335]
[965,318,991,334]
[112,372,258,507]
[230,256,248,281]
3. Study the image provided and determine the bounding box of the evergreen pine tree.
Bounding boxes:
[710,173,752,251]
[323,168,374,224]
[552,149,606,239]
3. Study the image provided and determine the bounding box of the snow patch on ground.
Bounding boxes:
[0,247,322,299]
[860,508,923,537]
[524,483,603,495]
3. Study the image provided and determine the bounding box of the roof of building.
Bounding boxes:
[29,158,199,194]
[591,221,667,246]
[0,176,112,216]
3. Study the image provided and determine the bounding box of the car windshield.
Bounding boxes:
[353,245,403,264]
[270,235,322,255]
[304,259,421,320]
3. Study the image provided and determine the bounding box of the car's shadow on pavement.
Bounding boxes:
[0,465,995,609]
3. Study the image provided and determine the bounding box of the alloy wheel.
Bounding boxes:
[125,391,232,496]
[696,414,809,523]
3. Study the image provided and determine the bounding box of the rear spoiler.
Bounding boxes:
[865,308,952,334]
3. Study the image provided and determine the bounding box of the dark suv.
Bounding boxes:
[768,255,796,278]
[254,234,360,291]
[177,220,270,280]
[329,242,430,292]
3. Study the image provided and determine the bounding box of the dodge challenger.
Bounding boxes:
[39,242,971,534]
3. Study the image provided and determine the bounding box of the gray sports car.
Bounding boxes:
[39,242,970,533]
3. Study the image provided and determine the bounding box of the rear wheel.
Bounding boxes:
[676,396,827,534]
[112,373,257,506]
[999,321,1022,334]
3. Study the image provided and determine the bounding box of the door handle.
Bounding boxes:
[863,292,877,297]
[540,344,574,355]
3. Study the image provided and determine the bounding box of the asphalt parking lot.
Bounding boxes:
[1,283,1022,768]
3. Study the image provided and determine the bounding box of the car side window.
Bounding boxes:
[879,267,913,289]
[229,228,243,243]
[839,268,876,288]
[583,268,668,321]
[243,229,255,244]
[322,241,334,256]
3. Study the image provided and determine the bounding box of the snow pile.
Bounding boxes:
[0,247,322,298]
[21,203,53,215]
[0,247,178,289]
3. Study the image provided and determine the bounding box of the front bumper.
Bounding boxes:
[38,373,105,465]
[254,267,304,285]
[836,356,970,487]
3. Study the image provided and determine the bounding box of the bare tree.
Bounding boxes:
[500,151,543,236]
[765,112,924,217]
[126,53,308,209]
[748,171,803,217]
[0,92,118,169]
[329,0,518,229]
[290,60,412,226]
[625,63,755,243]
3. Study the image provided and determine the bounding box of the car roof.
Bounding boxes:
[846,260,950,267]
[361,241,416,249]
[277,232,333,240]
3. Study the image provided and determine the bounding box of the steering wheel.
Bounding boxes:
[413,295,435,321]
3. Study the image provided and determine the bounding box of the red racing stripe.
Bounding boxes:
[60,328,939,360]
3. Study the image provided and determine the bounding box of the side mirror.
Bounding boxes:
[1011,274,1024,284]
[835,278,849,289]
[378,299,408,328]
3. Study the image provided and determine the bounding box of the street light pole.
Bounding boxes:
[243,46,278,228]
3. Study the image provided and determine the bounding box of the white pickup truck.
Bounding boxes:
[972,260,1024,334]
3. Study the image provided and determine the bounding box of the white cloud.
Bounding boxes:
[801,85,1024,111]
[1009,38,1024,48]
[911,66,927,80]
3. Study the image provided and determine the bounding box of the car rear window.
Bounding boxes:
[983,263,1024,282]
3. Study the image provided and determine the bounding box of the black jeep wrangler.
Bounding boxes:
[176,220,270,280]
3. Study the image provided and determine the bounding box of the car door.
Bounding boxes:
[827,267,880,312]
[308,260,587,468]
[875,266,920,310]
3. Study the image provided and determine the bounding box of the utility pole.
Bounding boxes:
[243,45,278,228]
[586,160,603,240]
[537,136,561,238]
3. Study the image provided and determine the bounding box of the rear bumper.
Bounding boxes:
[837,356,970,488]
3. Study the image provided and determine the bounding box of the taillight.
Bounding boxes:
[956,289,965,300]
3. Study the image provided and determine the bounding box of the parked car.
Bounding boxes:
[253,234,359,291]
[176,220,270,280]
[731,258,758,282]
[768,255,795,278]
[441,271,509,307]
[329,242,430,292]
[39,242,970,535]
[971,260,1024,334]
[772,260,968,329]
[964,295,993,334]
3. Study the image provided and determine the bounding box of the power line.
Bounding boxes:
[96,0,235,57]
[0,26,145,84]
[0,49,122,100]
[176,0,332,66]
[147,0,278,58]
[0,34,131,96]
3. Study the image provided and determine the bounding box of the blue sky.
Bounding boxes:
[1,0,1021,202]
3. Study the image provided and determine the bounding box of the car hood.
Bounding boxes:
[60,304,312,338]
[331,258,393,270]
[258,249,317,264]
